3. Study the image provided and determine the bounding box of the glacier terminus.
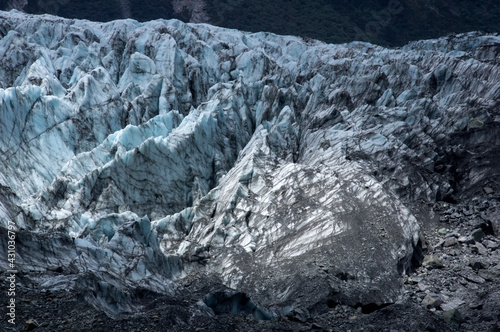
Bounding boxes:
[0,9,500,331]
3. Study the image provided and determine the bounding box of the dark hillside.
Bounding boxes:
[205,0,500,45]
[2,0,499,45]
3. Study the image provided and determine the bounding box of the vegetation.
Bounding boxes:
[7,0,500,46]
[22,0,174,23]
[204,0,500,46]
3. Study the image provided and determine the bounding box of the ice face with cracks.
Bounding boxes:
[0,10,499,318]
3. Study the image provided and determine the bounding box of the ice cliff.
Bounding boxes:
[0,9,499,320]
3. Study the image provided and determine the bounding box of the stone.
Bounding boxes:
[471,228,485,242]
[494,220,500,237]
[483,187,494,194]
[418,282,431,292]
[311,323,324,330]
[459,272,486,284]
[441,298,465,312]
[406,276,423,284]
[421,294,443,309]
[47,266,64,273]
[469,302,483,310]
[443,237,458,247]
[24,319,40,331]
[442,308,465,329]
[463,208,474,216]
[291,308,310,323]
[422,255,445,269]
[475,242,488,255]
[439,216,449,222]
[470,259,490,271]
[433,239,445,249]
[467,117,484,131]
[478,265,500,281]
[458,236,475,245]
[438,228,449,235]
[481,209,500,236]
[483,240,499,250]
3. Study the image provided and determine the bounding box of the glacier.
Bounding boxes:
[0,9,500,328]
